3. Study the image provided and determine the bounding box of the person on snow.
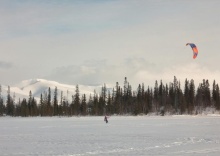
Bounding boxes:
[104,115,108,123]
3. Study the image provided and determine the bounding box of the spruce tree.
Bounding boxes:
[168,82,175,111]
[136,84,142,114]
[146,86,152,113]
[188,79,195,114]
[153,80,159,113]
[32,97,38,116]
[53,87,58,116]
[28,91,32,116]
[184,79,190,113]
[212,80,220,110]
[0,85,4,116]
[60,91,63,115]
[6,86,14,116]
[164,83,169,114]
[87,94,93,115]
[93,90,99,115]
[42,91,48,116]
[39,93,43,116]
[123,77,129,114]
[0,97,3,116]
[173,76,178,113]
[158,81,166,115]
[158,80,164,109]
[114,82,122,114]
[47,87,52,116]
[15,98,21,116]
[81,94,87,115]
[74,85,80,115]
[100,84,107,115]
[62,97,68,116]
[204,80,211,107]
[106,91,112,115]
[21,98,27,117]
[195,84,203,114]
[215,84,220,110]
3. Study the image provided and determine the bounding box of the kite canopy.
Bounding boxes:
[186,43,198,59]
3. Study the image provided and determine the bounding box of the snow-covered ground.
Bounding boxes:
[0,115,220,156]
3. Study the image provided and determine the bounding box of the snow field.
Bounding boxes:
[0,116,220,156]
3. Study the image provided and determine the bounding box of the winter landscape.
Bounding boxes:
[1,115,220,156]
[1,0,220,155]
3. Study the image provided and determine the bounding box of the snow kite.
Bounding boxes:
[186,43,198,59]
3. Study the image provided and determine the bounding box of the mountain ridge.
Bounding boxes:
[1,79,110,102]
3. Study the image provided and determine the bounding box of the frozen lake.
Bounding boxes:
[0,116,220,156]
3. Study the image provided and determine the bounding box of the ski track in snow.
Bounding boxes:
[0,116,220,156]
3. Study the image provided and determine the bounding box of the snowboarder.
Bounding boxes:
[104,115,108,123]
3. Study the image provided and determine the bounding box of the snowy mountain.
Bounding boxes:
[1,79,111,103]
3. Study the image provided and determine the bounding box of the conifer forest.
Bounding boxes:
[0,76,220,117]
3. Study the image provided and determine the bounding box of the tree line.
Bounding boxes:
[0,76,220,117]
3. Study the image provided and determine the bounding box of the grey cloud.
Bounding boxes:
[45,58,160,87]
[124,57,159,72]
[46,60,108,86]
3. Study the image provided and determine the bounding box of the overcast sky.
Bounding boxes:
[1,0,220,88]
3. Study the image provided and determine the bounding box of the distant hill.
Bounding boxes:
[1,79,111,103]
